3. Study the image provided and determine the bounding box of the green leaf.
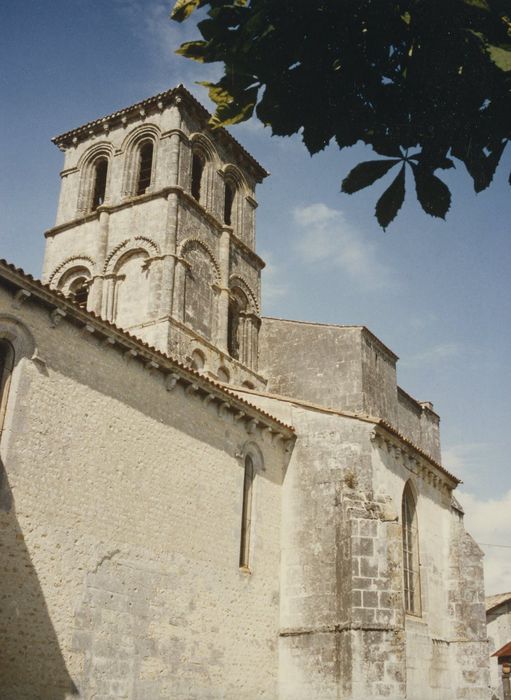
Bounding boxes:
[411,164,451,219]
[486,43,511,71]
[375,165,406,230]
[342,159,401,194]
[463,0,490,10]
[210,87,258,127]
[175,41,209,62]
[171,0,204,23]
[198,81,234,106]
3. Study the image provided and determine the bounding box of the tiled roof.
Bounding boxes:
[0,259,293,436]
[492,640,511,657]
[486,592,511,613]
[51,85,268,180]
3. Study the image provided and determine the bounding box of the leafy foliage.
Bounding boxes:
[171,0,511,229]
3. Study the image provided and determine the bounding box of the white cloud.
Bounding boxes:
[400,342,462,368]
[442,442,490,479]
[260,251,290,308]
[293,203,394,291]
[458,490,511,595]
[114,0,222,95]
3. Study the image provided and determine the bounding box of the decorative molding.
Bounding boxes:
[229,274,260,314]
[370,427,455,492]
[218,401,230,418]
[165,373,180,391]
[178,237,222,284]
[48,255,95,287]
[12,289,31,309]
[123,348,138,363]
[246,419,258,435]
[103,236,160,274]
[49,308,66,327]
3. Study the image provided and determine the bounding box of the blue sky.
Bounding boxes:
[1,1,509,593]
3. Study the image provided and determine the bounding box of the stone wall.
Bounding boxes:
[259,317,441,460]
[236,389,490,700]
[0,285,290,699]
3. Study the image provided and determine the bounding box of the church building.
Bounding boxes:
[0,85,491,699]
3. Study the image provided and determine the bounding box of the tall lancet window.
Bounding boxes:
[136,141,154,195]
[191,152,205,202]
[239,454,254,569]
[0,339,14,437]
[402,482,421,615]
[224,181,235,225]
[91,158,108,210]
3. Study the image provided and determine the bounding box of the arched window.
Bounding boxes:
[91,158,108,210]
[136,141,154,195]
[69,277,89,310]
[227,298,241,359]
[191,152,205,202]
[239,454,254,569]
[190,349,205,371]
[0,339,14,436]
[402,482,421,615]
[224,181,235,225]
[228,287,249,361]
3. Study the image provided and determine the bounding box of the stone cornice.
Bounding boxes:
[234,386,459,487]
[51,84,268,182]
[44,186,267,270]
[0,259,294,440]
[370,424,459,490]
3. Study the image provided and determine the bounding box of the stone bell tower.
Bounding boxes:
[43,86,267,388]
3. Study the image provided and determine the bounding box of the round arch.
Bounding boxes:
[103,236,160,275]
[178,238,221,284]
[48,256,95,289]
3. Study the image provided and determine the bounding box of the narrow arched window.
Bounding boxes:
[0,339,14,436]
[239,454,254,569]
[91,158,108,210]
[191,152,205,201]
[224,181,235,225]
[227,299,240,359]
[70,277,89,310]
[136,141,154,195]
[402,482,421,615]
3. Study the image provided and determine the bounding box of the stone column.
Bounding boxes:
[101,273,118,322]
[88,209,110,316]
[159,192,179,318]
[215,227,231,353]
[172,259,187,322]
[245,195,258,249]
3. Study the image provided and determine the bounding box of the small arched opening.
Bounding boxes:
[136,141,154,195]
[91,157,108,210]
[191,152,205,202]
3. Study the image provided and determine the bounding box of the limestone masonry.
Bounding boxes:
[0,85,491,699]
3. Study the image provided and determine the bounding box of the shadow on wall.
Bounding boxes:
[0,458,79,699]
